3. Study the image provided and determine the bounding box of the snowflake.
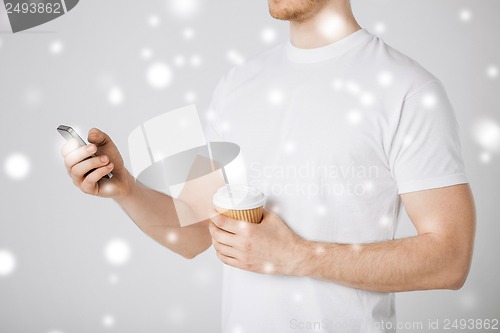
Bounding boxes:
[459,9,472,22]
[379,215,391,227]
[227,49,245,65]
[147,62,173,89]
[364,181,374,192]
[268,89,284,105]
[316,204,327,216]
[472,118,500,152]
[0,250,16,276]
[360,92,375,106]
[263,262,275,273]
[166,231,179,243]
[332,78,344,90]
[346,110,363,125]
[148,15,160,27]
[4,153,31,180]
[182,27,195,40]
[486,65,498,79]
[221,121,231,131]
[351,244,363,253]
[317,11,344,40]
[173,55,186,67]
[421,93,437,108]
[345,81,361,95]
[284,142,296,154]
[104,238,131,266]
[292,292,303,303]
[403,135,413,147]
[108,86,124,106]
[261,27,277,43]
[190,54,203,67]
[168,0,200,18]
[479,152,491,164]
[102,315,115,328]
[314,245,326,255]
[378,71,393,87]
[140,48,153,60]
[49,40,64,55]
[373,22,386,35]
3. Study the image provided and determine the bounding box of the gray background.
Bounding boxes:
[0,0,499,332]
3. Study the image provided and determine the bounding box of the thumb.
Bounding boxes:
[88,128,109,146]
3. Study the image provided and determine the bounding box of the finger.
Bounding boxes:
[215,251,239,267]
[70,155,109,180]
[64,144,97,170]
[209,222,239,246]
[88,128,110,146]
[61,138,82,158]
[80,163,114,194]
[210,213,248,234]
[212,240,240,258]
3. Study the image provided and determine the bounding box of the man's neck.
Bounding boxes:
[289,1,361,49]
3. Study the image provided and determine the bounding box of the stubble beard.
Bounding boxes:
[268,0,328,21]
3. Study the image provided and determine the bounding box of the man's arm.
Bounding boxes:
[61,128,213,259]
[114,177,213,259]
[294,184,476,292]
[209,184,476,292]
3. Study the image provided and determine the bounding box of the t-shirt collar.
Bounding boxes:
[285,28,372,63]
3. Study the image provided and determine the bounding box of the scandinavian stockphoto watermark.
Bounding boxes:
[289,318,499,331]
[288,318,423,331]
[249,160,380,199]
[3,0,79,33]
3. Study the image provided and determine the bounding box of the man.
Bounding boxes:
[61,0,476,332]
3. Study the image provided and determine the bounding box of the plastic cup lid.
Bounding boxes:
[212,184,266,210]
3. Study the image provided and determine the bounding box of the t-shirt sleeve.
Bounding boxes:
[203,75,226,143]
[388,80,468,194]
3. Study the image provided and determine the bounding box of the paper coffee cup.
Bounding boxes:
[212,184,266,223]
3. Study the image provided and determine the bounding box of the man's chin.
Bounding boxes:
[269,7,300,21]
[268,1,320,22]
[269,12,289,21]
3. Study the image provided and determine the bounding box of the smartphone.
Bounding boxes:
[57,125,113,179]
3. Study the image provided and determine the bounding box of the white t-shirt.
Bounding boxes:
[204,28,467,333]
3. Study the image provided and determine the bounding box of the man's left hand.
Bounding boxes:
[208,209,307,275]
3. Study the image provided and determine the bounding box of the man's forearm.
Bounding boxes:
[113,172,211,259]
[292,234,468,293]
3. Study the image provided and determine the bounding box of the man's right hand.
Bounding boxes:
[61,128,132,199]
[60,127,215,258]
